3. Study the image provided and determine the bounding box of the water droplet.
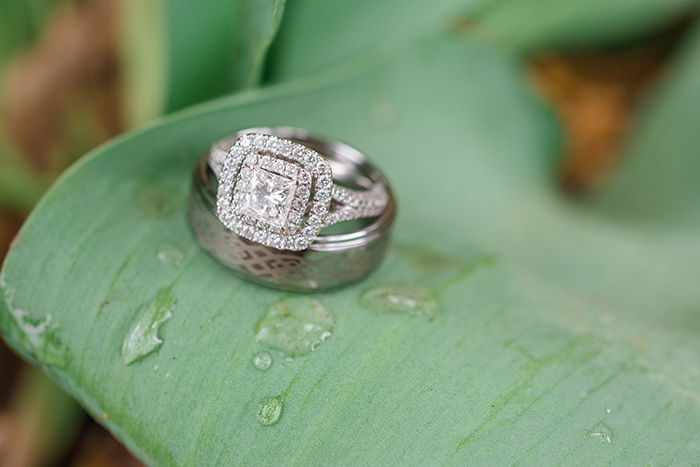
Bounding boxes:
[254,298,334,357]
[253,351,272,371]
[360,284,439,317]
[586,422,613,444]
[121,287,176,364]
[7,311,68,367]
[156,243,184,266]
[258,396,283,426]
[0,275,70,367]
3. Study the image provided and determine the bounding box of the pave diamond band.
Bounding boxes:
[210,127,391,251]
[187,127,395,292]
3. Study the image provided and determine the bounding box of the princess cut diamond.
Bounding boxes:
[217,133,333,250]
[238,166,296,229]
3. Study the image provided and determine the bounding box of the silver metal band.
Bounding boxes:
[187,127,395,292]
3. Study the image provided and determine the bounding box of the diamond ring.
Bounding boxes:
[188,127,395,291]
[211,127,390,251]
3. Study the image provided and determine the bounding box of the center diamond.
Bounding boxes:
[239,166,296,228]
[217,133,332,250]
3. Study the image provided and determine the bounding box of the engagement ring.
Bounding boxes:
[188,127,395,291]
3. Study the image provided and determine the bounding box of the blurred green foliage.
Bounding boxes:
[0,0,56,64]
[0,0,59,212]
[120,0,285,126]
[472,0,699,50]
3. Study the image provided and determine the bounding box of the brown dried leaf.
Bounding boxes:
[2,0,122,173]
[529,26,689,192]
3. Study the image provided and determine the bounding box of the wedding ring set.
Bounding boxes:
[188,127,395,292]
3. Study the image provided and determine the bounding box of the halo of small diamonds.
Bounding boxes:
[216,133,332,251]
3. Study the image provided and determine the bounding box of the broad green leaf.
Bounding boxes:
[120,0,286,126]
[2,33,700,465]
[233,0,286,87]
[268,0,699,82]
[593,22,700,225]
[266,0,483,81]
[471,0,700,51]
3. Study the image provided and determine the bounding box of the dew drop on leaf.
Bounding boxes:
[258,396,283,426]
[253,351,272,371]
[0,275,70,367]
[254,298,334,357]
[121,287,176,364]
[156,243,184,266]
[360,284,439,317]
[586,422,614,444]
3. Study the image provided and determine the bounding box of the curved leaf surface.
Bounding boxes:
[2,34,700,465]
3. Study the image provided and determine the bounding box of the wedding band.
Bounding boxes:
[187,127,395,292]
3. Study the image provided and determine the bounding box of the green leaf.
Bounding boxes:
[593,22,700,225]
[119,0,286,126]
[2,33,700,465]
[268,0,700,83]
[471,0,700,51]
[234,0,287,87]
[0,139,47,212]
[266,0,483,81]
[0,0,56,68]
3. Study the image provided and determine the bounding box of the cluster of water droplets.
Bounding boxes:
[247,298,338,426]
[113,240,454,430]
